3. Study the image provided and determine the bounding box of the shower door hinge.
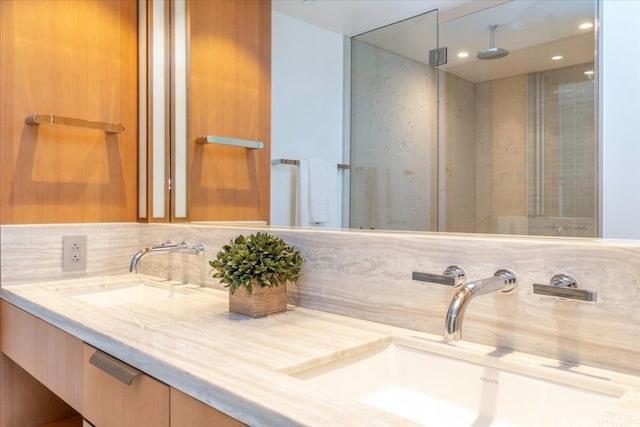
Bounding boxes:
[429,47,447,67]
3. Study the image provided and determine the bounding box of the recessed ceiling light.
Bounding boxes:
[457,52,469,58]
[584,70,594,75]
[551,55,563,61]
[579,22,593,30]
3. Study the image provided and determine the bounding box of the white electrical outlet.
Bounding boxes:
[62,235,87,272]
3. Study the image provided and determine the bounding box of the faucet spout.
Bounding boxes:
[444,269,517,341]
[129,240,180,273]
[129,240,206,273]
[129,247,152,273]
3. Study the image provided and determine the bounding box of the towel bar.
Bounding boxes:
[197,135,264,149]
[271,158,350,170]
[25,113,126,134]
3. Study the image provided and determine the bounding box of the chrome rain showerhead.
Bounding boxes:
[477,24,509,60]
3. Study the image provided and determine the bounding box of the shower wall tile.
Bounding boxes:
[439,71,477,232]
[541,63,596,221]
[476,75,529,234]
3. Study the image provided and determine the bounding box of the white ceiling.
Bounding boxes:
[272,0,471,37]
[272,0,597,83]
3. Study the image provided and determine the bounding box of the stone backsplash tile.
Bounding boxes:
[1,223,139,285]
[2,222,640,375]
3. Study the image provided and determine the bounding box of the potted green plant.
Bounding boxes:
[209,231,303,317]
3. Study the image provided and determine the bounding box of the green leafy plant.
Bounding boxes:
[209,232,303,295]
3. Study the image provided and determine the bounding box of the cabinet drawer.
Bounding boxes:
[0,301,83,412]
[170,388,246,427]
[82,344,169,427]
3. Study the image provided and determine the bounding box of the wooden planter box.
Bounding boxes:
[228,283,287,317]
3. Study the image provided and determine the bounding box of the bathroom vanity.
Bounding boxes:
[0,275,404,426]
[2,274,640,427]
[0,297,243,427]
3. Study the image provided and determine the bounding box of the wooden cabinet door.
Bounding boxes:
[187,0,271,222]
[170,388,246,427]
[0,0,138,224]
[0,301,83,412]
[82,344,169,427]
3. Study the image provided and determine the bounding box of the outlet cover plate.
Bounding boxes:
[62,235,87,272]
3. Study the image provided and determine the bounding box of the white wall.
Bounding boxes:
[601,0,640,239]
[270,12,345,228]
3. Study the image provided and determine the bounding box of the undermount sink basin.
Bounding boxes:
[70,283,174,307]
[67,279,199,308]
[291,341,625,427]
[59,277,210,328]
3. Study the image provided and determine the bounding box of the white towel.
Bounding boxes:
[295,160,310,227]
[307,158,329,223]
[295,158,331,226]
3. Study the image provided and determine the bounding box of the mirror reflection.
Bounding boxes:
[165,1,598,236]
[349,0,597,236]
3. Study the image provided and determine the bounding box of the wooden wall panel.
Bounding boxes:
[0,0,138,224]
[187,0,271,222]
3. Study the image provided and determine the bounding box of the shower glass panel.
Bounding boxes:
[349,10,439,231]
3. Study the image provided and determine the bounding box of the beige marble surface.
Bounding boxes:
[3,274,640,426]
[132,223,640,377]
[0,223,139,284]
[3,222,640,379]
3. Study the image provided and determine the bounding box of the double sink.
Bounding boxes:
[64,278,632,426]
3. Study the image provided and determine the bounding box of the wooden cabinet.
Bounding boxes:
[1,301,245,426]
[82,344,170,427]
[0,353,80,427]
[83,350,248,427]
[0,301,83,412]
[170,388,246,427]
[187,0,271,222]
[0,0,138,224]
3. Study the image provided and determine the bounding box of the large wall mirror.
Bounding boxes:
[271,0,598,238]
[160,0,600,239]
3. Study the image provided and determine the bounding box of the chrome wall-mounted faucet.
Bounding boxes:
[444,269,518,341]
[129,240,206,273]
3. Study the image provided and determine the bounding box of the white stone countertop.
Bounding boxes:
[2,274,640,426]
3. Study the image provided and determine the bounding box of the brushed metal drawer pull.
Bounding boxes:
[89,350,141,385]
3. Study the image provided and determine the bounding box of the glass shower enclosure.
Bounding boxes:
[349,0,597,237]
